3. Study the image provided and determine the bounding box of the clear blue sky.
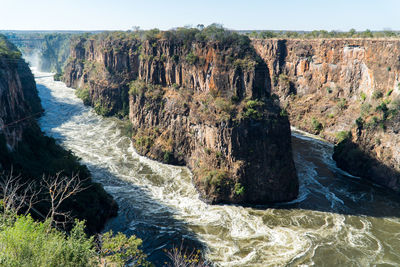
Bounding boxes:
[2,0,400,31]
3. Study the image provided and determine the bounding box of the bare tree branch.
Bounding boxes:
[0,168,41,215]
[41,172,89,228]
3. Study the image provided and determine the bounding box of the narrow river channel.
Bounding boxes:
[35,69,400,266]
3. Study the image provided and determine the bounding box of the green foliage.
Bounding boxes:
[0,35,22,59]
[100,231,151,267]
[53,72,63,81]
[386,89,393,96]
[129,80,164,102]
[185,52,198,64]
[278,73,290,86]
[204,169,229,188]
[376,102,389,120]
[0,216,96,267]
[360,92,367,101]
[366,116,379,129]
[336,131,351,143]
[0,213,150,267]
[280,108,288,117]
[129,80,146,97]
[249,29,400,39]
[311,118,323,134]
[360,103,371,116]
[336,98,347,110]
[215,97,234,116]
[243,99,264,120]
[372,90,383,99]
[326,87,332,94]
[75,87,91,106]
[234,183,245,196]
[233,57,257,71]
[355,117,364,128]
[94,101,112,116]
[163,150,173,164]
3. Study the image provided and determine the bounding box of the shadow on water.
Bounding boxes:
[84,164,207,265]
[264,133,400,218]
[37,83,207,265]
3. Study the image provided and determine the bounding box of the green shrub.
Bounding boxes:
[185,52,198,64]
[360,92,367,101]
[372,91,383,99]
[204,169,229,188]
[75,87,91,106]
[336,131,351,143]
[94,101,111,116]
[234,183,245,196]
[355,117,364,128]
[0,214,151,267]
[336,98,347,110]
[128,80,146,97]
[243,99,264,120]
[53,72,63,81]
[0,216,96,267]
[366,116,379,128]
[386,89,393,96]
[311,118,323,134]
[100,231,151,267]
[326,87,332,94]
[376,102,389,120]
[163,151,173,164]
[233,58,257,71]
[215,97,233,115]
[280,108,288,117]
[360,103,371,116]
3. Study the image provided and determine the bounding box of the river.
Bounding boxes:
[34,69,400,266]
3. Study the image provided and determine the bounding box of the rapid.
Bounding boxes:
[34,69,400,266]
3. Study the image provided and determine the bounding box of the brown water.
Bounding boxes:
[35,69,400,266]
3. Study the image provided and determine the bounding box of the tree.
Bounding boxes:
[41,172,88,228]
[0,169,40,215]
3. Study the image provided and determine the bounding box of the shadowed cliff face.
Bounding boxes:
[252,38,400,193]
[63,34,299,204]
[0,42,41,149]
[0,35,117,233]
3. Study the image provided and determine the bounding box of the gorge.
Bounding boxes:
[3,28,400,266]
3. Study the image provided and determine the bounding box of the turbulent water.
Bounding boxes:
[34,69,400,266]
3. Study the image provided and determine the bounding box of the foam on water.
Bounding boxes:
[34,69,400,266]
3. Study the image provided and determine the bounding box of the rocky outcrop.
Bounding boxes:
[0,35,117,233]
[252,38,400,192]
[63,32,299,204]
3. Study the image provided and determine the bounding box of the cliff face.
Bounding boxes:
[0,37,41,149]
[252,39,400,192]
[0,35,117,233]
[64,34,299,204]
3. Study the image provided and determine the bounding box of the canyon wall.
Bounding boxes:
[63,33,299,204]
[0,35,117,233]
[252,38,400,193]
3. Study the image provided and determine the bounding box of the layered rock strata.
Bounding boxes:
[253,38,400,192]
[64,33,299,204]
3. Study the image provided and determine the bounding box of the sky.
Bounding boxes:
[1,0,400,31]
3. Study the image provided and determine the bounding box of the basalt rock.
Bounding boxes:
[0,35,117,233]
[64,33,299,204]
[252,38,400,193]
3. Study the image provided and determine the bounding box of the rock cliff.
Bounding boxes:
[252,38,400,193]
[0,35,117,233]
[63,31,299,204]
